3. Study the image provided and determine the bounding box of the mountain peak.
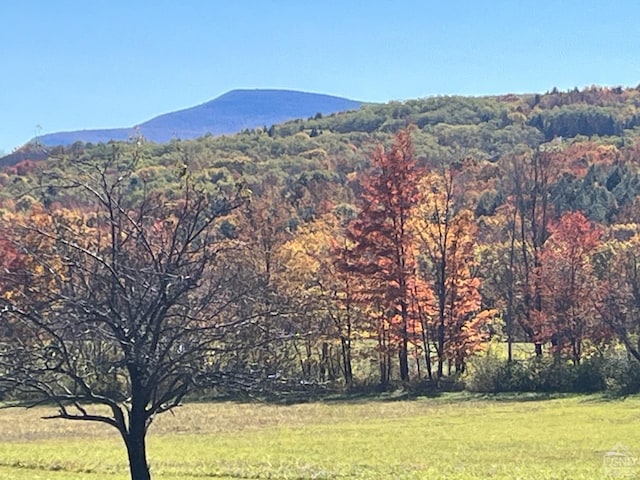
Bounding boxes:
[32,89,362,147]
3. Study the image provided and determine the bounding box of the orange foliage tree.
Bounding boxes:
[413,167,494,379]
[540,211,605,364]
[341,128,423,383]
[278,212,362,386]
[593,232,640,363]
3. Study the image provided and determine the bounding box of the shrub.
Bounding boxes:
[568,356,606,393]
[465,352,606,393]
[465,353,532,393]
[601,350,640,395]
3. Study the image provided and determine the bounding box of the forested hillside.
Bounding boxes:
[3,85,640,397]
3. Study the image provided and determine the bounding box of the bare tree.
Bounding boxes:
[0,152,252,480]
[508,149,557,356]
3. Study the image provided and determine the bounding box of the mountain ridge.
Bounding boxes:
[33,89,362,147]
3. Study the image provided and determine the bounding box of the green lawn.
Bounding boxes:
[0,394,638,479]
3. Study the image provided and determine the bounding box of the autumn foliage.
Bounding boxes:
[539,211,604,364]
[339,131,495,382]
[6,88,640,480]
[341,128,422,382]
[413,168,495,378]
[4,97,640,397]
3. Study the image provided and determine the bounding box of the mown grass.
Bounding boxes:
[0,394,638,479]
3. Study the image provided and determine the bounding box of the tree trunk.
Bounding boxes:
[424,348,433,380]
[398,301,410,382]
[534,343,543,357]
[419,313,432,380]
[379,356,389,386]
[572,339,581,366]
[340,336,353,387]
[320,342,328,382]
[507,205,516,364]
[291,340,307,379]
[436,317,445,379]
[305,341,313,379]
[398,347,409,382]
[125,381,151,480]
[378,328,388,386]
[125,420,150,480]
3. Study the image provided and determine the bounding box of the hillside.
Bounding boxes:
[31,89,362,146]
[4,85,640,394]
[5,86,640,227]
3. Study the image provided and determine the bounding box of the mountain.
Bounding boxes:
[33,89,362,147]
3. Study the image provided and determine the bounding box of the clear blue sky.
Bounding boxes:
[2,0,640,154]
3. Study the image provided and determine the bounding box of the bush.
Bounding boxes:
[465,352,606,393]
[465,353,532,393]
[567,356,606,393]
[601,350,640,395]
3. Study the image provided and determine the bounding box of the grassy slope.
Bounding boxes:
[0,395,638,479]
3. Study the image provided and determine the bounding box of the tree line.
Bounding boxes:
[3,128,640,396]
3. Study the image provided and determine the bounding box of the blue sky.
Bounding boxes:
[2,0,640,153]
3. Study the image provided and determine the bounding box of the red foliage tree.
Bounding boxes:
[540,211,605,364]
[342,128,423,383]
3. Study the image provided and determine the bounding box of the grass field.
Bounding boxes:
[0,393,639,479]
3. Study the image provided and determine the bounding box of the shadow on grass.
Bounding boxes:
[187,379,640,406]
[578,391,640,403]
[191,385,582,406]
